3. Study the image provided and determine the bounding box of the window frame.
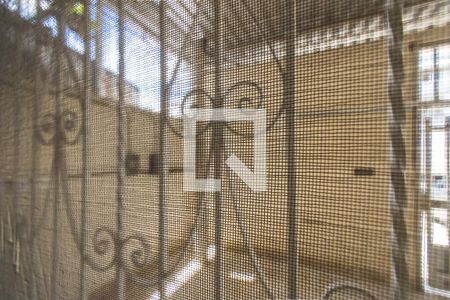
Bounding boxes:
[419,44,450,104]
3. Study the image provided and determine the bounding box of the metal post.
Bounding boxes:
[386,0,409,299]
[159,1,168,299]
[80,0,92,298]
[95,0,104,98]
[446,117,450,275]
[284,0,298,299]
[212,0,224,299]
[194,40,208,261]
[12,47,21,300]
[425,118,431,210]
[425,118,431,268]
[117,0,127,298]
[28,9,42,298]
[51,14,64,300]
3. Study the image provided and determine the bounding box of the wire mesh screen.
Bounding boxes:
[0,0,450,299]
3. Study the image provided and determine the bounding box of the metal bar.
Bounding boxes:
[425,119,431,209]
[95,0,104,97]
[424,118,431,289]
[212,0,224,299]
[446,117,450,274]
[159,1,168,299]
[412,102,423,291]
[193,40,208,260]
[51,14,65,300]
[50,113,61,300]
[80,0,92,298]
[12,44,21,299]
[117,0,127,297]
[385,1,409,299]
[284,0,298,299]
[28,5,42,296]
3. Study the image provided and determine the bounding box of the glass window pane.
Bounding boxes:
[421,71,434,101]
[439,70,450,100]
[420,48,435,101]
[431,209,448,246]
[421,48,435,70]
[431,130,448,201]
[438,45,450,69]
[438,45,450,100]
[426,107,450,127]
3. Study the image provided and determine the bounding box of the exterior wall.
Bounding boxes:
[201,25,450,285]
[0,87,191,299]
[0,20,449,299]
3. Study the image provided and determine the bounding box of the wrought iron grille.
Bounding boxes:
[0,0,449,299]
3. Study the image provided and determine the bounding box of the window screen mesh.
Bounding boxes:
[0,0,449,299]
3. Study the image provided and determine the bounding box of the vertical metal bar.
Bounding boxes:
[424,118,431,288]
[446,117,450,273]
[425,119,431,211]
[51,102,61,300]
[51,14,64,300]
[386,1,409,299]
[194,40,208,261]
[80,0,92,299]
[95,0,104,98]
[117,0,126,298]
[158,1,168,299]
[28,7,42,297]
[212,0,224,299]
[12,42,21,299]
[284,0,298,299]
[410,45,423,291]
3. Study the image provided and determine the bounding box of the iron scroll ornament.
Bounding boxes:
[167,80,286,139]
[33,102,212,287]
[31,80,278,286]
[33,105,157,283]
[35,110,81,146]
